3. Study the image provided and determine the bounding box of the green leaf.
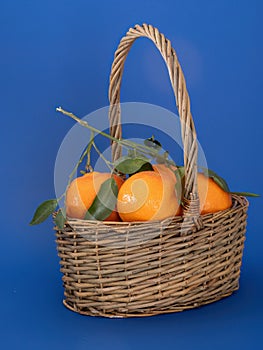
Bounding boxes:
[201,167,230,192]
[30,199,58,225]
[55,208,66,230]
[84,178,118,221]
[231,192,260,197]
[114,156,153,175]
[144,136,162,150]
[131,161,153,174]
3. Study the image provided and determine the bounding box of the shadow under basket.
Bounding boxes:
[54,24,249,317]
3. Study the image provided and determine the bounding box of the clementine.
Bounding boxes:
[198,173,232,214]
[66,172,124,221]
[152,163,177,181]
[154,165,232,214]
[117,170,181,222]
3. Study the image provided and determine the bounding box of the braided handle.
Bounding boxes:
[109,24,200,218]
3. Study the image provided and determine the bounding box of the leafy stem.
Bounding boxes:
[92,142,114,172]
[55,130,96,203]
[85,130,94,171]
[56,107,176,167]
[30,108,260,227]
[67,141,89,186]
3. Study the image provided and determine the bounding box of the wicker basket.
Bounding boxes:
[55,24,249,317]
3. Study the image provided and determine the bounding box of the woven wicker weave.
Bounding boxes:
[55,24,249,317]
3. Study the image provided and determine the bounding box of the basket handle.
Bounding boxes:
[109,24,200,220]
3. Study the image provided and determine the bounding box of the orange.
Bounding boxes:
[117,170,181,222]
[66,172,124,221]
[152,163,177,182]
[152,164,232,215]
[198,173,232,214]
[153,163,183,216]
[154,165,232,214]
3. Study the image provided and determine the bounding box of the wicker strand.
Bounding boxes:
[109,24,199,217]
[57,195,249,317]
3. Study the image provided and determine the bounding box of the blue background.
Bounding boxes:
[1,0,262,349]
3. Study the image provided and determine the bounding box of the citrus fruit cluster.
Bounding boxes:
[29,108,258,228]
[65,163,232,222]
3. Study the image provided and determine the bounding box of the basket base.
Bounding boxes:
[62,288,239,318]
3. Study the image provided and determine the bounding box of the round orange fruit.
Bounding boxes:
[153,165,232,215]
[153,165,232,214]
[117,170,181,222]
[197,173,232,214]
[152,163,177,182]
[66,172,124,221]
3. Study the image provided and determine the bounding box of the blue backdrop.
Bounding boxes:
[1,0,262,349]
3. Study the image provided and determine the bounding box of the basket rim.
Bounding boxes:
[61,194,248,228]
